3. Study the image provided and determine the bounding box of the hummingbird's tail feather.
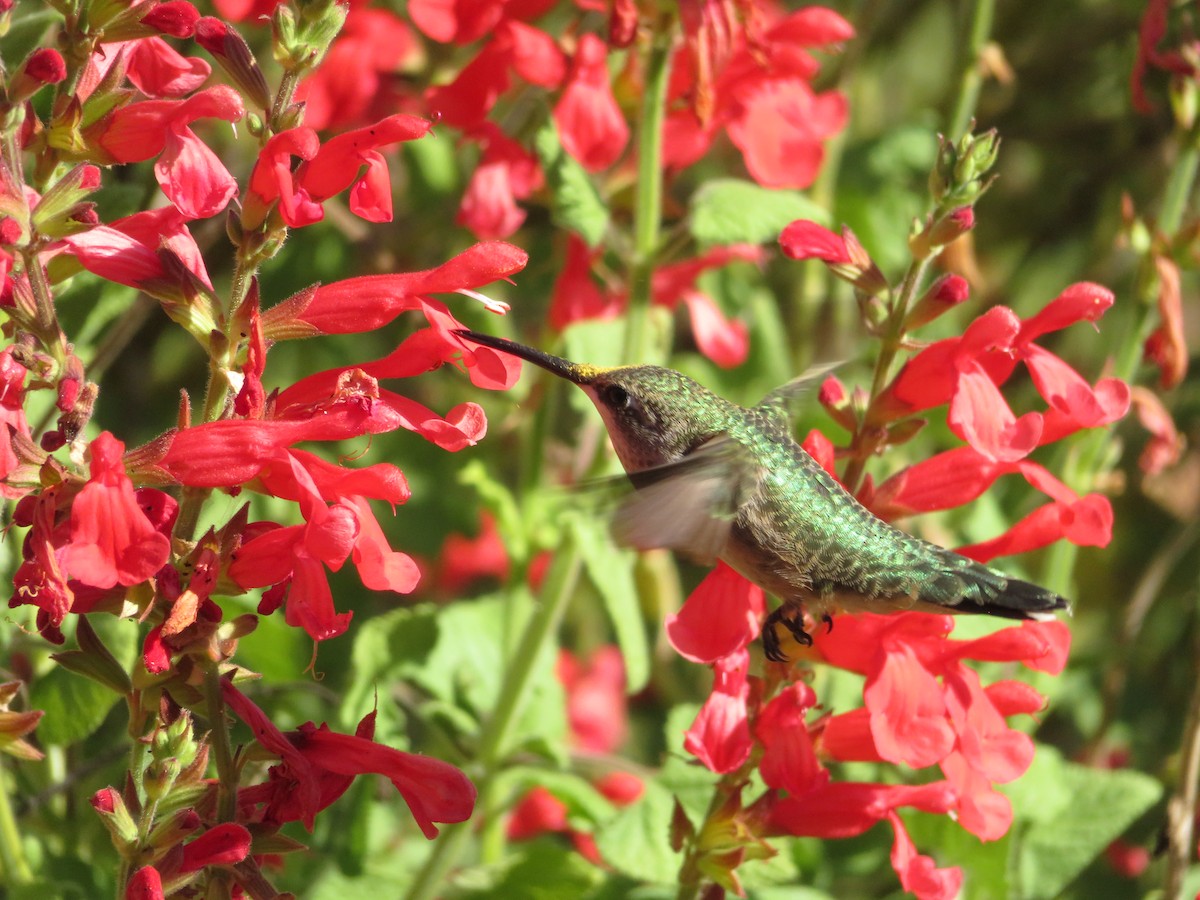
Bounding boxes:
[947,561,1070,620]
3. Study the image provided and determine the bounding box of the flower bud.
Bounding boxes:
[92,787,139,847]
[818,375,857,433]
[930,129,1000,207]
[32,164,103,238]
[903,273,970,331]
[195,17,272,112]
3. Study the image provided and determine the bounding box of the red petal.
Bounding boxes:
[552,34,629,172]
[682,291,749,368]
[666,562,763,663]
[682,650,752,773]
[888,811,963,900]
[865,641,955,768]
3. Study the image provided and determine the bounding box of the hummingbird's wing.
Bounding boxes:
[756,360,843,413]
[612,435,758,564]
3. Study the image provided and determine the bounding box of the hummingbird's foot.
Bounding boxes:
[763,605,812,662]
[822,613,834,634]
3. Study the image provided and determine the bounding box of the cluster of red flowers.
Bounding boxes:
[0,0,553,893]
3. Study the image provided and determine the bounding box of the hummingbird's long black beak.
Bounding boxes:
[455,329,599,385]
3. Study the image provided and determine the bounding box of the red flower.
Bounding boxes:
[126,866,165,900]
[296,8,418,131]
[1145,254,1188,388]
[62,208,215,327]
[245,115,433,228]
[427,21,565,128]
[58,433,171,590]
[683,648,753,773]
[124,37,212,97]
[548,235,622,330]
[558,645,627,754]
[888,811,963,900]
[437,510,511,593]
[755,682,824,796]
[666,561,764,663]
[178,823,252,873]
[90,85,244,219]
[1130,385,1182,475]
[0,347,31,487]
[222,679,476,838]
[457,124,543,239]
[553,34,629,172]
[812,613,1070,840]
[665,6,852,187]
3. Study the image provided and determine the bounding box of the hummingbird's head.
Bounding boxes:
[456,330,730,472]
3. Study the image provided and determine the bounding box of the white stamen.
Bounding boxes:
[457,288,510,315]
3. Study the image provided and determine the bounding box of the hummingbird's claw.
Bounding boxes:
[763,604,812,662]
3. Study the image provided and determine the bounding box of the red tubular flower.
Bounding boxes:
[295,8,417,131]
[0,347,31,486]
[457,124,543,239]
[1130,385,1182,474]
[755,682,824,796]
[768,779,957,840]
[59,433,171,590]
[652,244,762,368]
[666,6,852,187]
[222,680,476,838]
[178,823,252,873]
[548,235,621,330]
[125,37,212,97]
[888,811,963,900]
[1145,254,1188,388]
[683,649,753,773]
[559,645,628,753]
[553,34,629,172]
[243,127,321,229]
[90,85,244,219]
[296,114,433,224]
[267,241,527,337]
[666,561,764,663]
[126,866,165,900]
[809,613,1070,842]
[438,510,510,593]
[422,14,564,126]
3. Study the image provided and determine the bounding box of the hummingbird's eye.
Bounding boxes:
[604,384,631,409]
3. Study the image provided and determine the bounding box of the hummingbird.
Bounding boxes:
[457,330,1068,661]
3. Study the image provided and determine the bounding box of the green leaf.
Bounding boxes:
[534,120,610,247]
[453,839,604,899]
[1005,745,1163,899]
[567,514,650,694]
[689,178,828,246]
[593,778,682,885]
[31,617,136,745]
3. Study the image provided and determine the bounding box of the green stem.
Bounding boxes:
[624,24,675,364]
[947,0,995,140]
[840,256,932,493]
[402,541,583,900]
[203,665,238,824]
[0,759,32,885]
